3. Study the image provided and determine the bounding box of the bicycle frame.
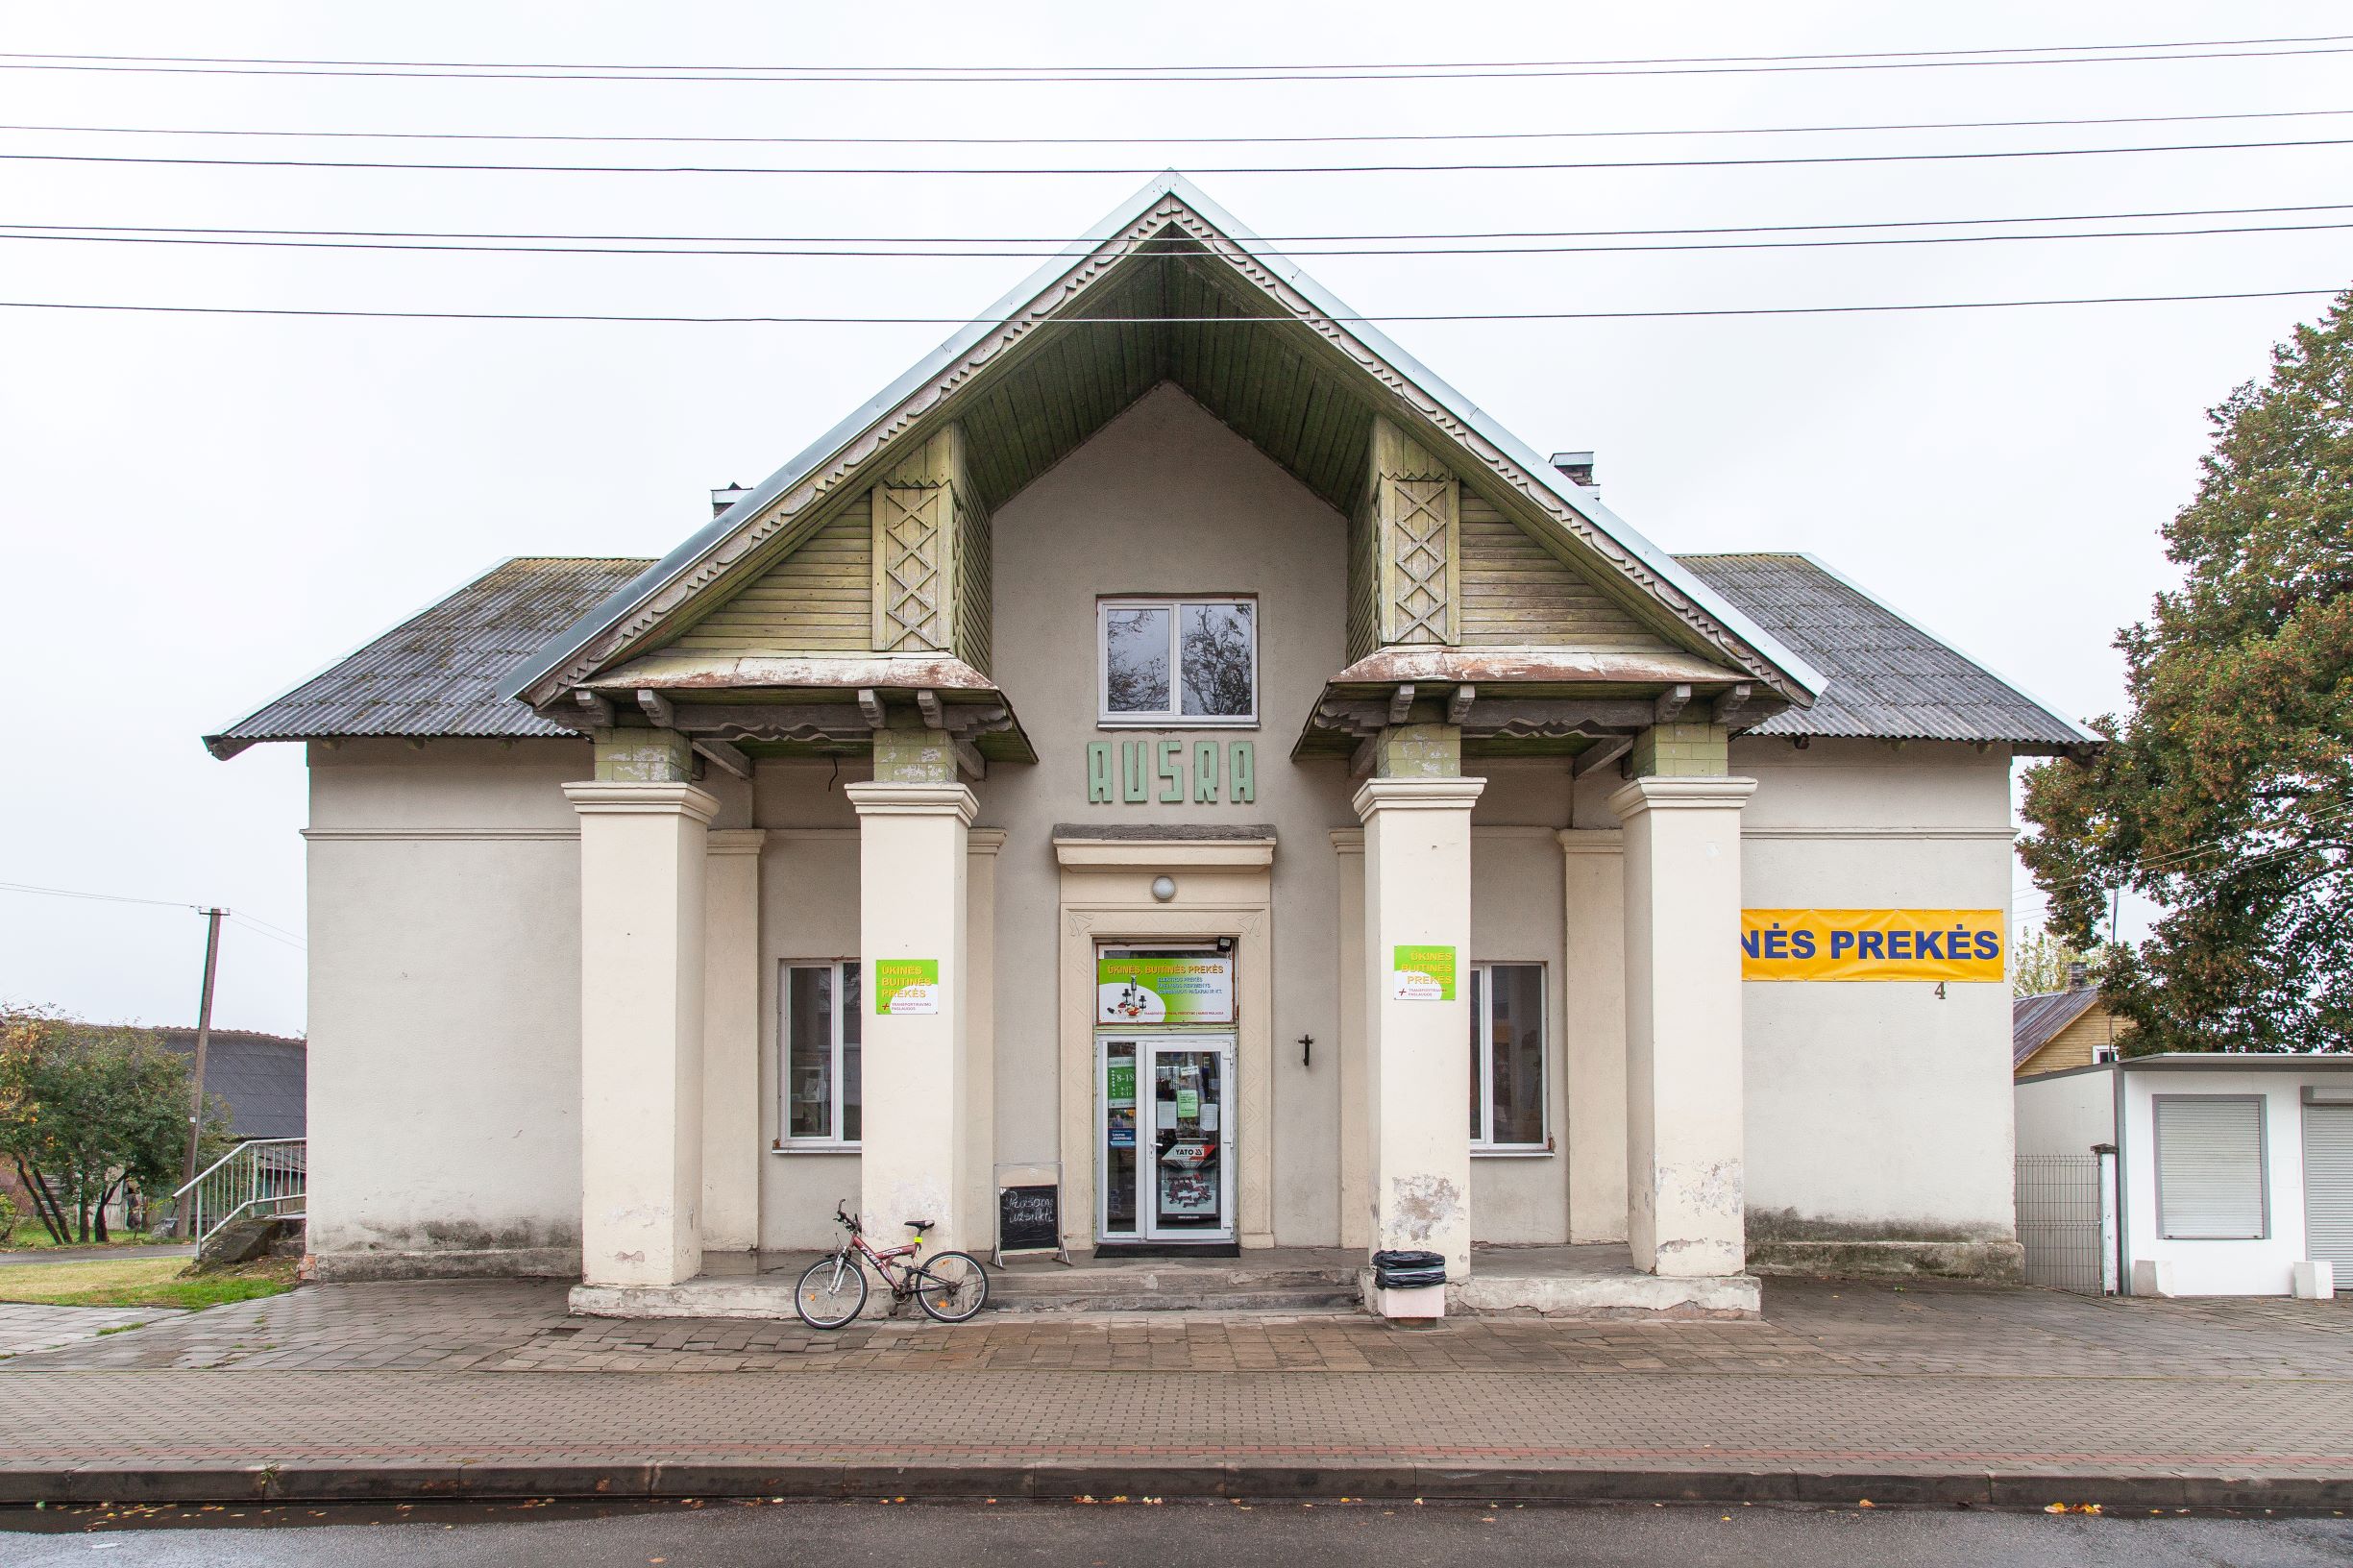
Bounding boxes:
[822,1217,941,1303]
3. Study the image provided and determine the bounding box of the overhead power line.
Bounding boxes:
[11,33,2349,71]
[10,201,2341,248]
[12,218,2349,262]
[2,287,2337,327]
[4,37,2351,83]
[7,136,2349,179]
[9,105,2351,148]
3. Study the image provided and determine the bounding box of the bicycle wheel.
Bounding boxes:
[913,1250,990,1323]
[795,1251,869,1330]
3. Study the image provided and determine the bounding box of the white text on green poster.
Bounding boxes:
[1389,944,1457,1002]
[873,958,940,1016]
[1096,954,1236,1025]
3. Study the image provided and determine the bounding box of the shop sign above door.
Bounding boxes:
[1097,954,1236,1025]
[1741,908,2003,982]
[1087,739,1256,804]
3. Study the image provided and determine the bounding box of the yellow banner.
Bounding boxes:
[1742,908,2004,982]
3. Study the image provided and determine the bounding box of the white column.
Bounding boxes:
[846,780,975,1252]
[564,780,718,1287]
[1559,829,1628,1244]
[1355,774,1484,1283]
[699,828,766,1254]
[1611,775,1755,1277]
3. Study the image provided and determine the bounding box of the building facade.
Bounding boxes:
[210,178,2092,1307]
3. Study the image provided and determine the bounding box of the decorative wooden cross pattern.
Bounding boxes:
[878,484,948,650]
[1386,478,1454,644]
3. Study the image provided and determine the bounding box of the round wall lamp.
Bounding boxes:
[1150,874,1178,902]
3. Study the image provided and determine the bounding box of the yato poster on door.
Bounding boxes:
[872,958,941,1015]
[1096,955,1235,1024]
[1390,944,1458,1001]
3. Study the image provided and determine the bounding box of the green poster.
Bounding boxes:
[872,958,941,1016]
[1096,954,1236,1025]
[1176,1088,1200,1120]
[1389,944,1457,1002]
[1107,1060,1136,1108]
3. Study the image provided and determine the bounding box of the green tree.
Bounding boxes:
[2021,287,2353,1053]
[0,1009,231,1241]
[2009,925,2111,999]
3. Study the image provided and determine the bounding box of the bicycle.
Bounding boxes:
[795,1202,991,1329]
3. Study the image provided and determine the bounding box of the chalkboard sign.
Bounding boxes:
[998,1185,1060,1254]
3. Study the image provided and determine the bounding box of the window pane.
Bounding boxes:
[786,966,833,1140]
[1180,601,1255,717]
[840,964,862,1143]
[1468,968,1484,1139]
[1488,965,1546,1145]
[1104,606,1171,713]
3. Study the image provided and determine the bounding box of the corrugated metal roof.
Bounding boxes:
[2012,988,2104,1068]
[208,553,2094,756]
[207,557,654,757]
[155,1028,307,1140]
[1676,552,2097,752]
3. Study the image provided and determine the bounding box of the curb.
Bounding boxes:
[0,1462,2347,1511]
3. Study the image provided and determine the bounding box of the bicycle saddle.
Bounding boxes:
[903,1218,935,1232]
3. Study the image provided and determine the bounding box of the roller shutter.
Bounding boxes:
[2154,1096,2267,1240]
[2305,1104,2353,1270]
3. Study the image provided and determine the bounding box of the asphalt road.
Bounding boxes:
[6,1500,2352,1566]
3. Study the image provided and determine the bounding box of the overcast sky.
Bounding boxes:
[4,3,2349,1036]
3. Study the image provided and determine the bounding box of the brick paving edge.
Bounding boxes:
[0,1461,2346,1511]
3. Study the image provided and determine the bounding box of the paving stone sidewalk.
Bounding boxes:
[0,1303,183,1360]
[1,1278,2348,1506]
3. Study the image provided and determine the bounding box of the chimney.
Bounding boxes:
[710,481,750,518]
[2067,960,2089,991]
[1550,451,1596,491]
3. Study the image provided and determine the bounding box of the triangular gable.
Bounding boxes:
[506,174,1822,712]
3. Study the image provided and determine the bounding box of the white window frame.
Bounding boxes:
[776,960,860,1150]
[1470,961,1551,1155]
[1096,596,1260,728]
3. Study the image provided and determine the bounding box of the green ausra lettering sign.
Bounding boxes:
[1085,739,1256,805]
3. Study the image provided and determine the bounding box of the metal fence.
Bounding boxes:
[2015,1154,2112,1293]
[171,1138,306,1244]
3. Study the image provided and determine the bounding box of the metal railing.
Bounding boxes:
[170,1138,306,1244]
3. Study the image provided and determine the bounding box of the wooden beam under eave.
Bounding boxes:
[1573,735,1633,778]
[692,738,753,779]
[636,688,676,727]
[1654,684,1692,724]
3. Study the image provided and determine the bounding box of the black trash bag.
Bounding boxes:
[1371,1248,1447,1288]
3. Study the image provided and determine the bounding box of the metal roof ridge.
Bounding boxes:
[502,172,1823,704]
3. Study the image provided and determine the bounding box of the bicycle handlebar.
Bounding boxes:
[835,1200,861,1233]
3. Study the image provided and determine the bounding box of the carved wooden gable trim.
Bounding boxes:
[871,424,979,656]
[1372,418,1460,648]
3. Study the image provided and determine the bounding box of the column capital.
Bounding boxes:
[845,780,979,824]
[1351,775,1486,821]
[1607,775,1757,821]
[1556,827,1625,855]
[562,780,721,824]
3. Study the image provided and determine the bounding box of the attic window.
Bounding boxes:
[1099,599,1257,727]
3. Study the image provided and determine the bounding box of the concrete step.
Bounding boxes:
[988,1261,1362,1313]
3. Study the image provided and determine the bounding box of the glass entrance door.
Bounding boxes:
[1097,1035,1235,1243]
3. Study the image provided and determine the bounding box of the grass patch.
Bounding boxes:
[0,1230,171,1253]
[0,1256,296,1310]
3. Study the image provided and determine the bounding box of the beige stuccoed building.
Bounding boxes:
[209,176,2095,1317]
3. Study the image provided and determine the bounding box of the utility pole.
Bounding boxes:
[174,908,227,1240]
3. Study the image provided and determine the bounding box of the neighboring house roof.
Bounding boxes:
[153,1028,307,1140]
[206,558,652,758]
[1679,552,2097,753]
[2012,989,2105,1069]
[206,551,2093,754]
